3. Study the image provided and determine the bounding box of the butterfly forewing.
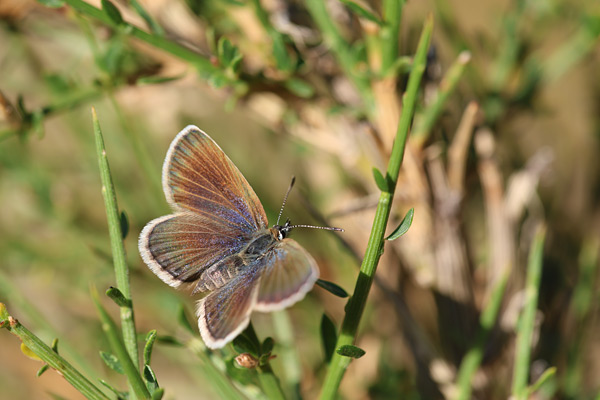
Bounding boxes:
[164,126,268,232]
[139,212,248,288]
[255,239,319,312]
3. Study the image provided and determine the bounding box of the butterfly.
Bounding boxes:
[138,125,341,349]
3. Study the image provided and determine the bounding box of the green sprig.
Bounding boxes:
[319,15,434,399]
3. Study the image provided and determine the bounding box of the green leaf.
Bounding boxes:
[143,330,157,366]
[156,335,183,346]
[339,0,382,25]
[176,304,195,334]
[320,314,337,363]
[101,0,124,26]
[336,344,366,359]
[50,338,59,353]
[37,0,65,8]
[272,35,292,72]
[225,357,256,385]
[372,167,388,192]
[316,279,349,298]
[136,74,185,85]
[385,208,414,240]
[143,364,159,393]
[261,337,274,355]
[151,388,165,400]
[233,334,259,357]
[119,211,129,239]
[217,37,242,70]
[99,351,124,374]
[284,78,315,98]
[36,364,50,377]
[106,286,129,307]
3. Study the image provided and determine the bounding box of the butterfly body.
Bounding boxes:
[139,126,319,349]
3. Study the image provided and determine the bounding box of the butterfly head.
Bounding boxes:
[272,219,293,240]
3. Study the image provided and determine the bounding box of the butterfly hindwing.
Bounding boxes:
[197,264,262,349]
[255,239,319,312]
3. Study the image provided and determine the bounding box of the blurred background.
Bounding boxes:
[0,0,599,399]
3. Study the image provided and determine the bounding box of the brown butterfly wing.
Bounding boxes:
[139,212,249,289]
[139,126,268,289]
[254,239,319,311]
[196,263,262,349]
[163,125,267,232]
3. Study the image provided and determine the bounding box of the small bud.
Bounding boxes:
[235,353,258,369]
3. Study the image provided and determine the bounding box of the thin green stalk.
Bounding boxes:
[92,109,140,381]
[0,303,110,400]
[511,225,546,400]
[249,0,293,73]
[304,0,374,113]
[455,269,509,400]
[541,18,600,83]
[91,291,151,399]
[257,362,286,400]
[564,237,600,397]
[380,0,404,76]
[106,95,164,208]
[186,338,248,400]
[0,272,99,379]
[319,15,433,400]
[272,310,302,400]
[412,50,471,146]
[62,0,228,83]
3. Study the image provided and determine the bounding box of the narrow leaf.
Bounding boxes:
[176,304,194,334]
[106,287,128,307]
[320,314,337,363]
[233,334,259,357]
[336,344,366,359]
[99,351,124,374]
[143,364,159,392]
[372,167,388,192]
[119,211,129,239]
[261,337,274,355]
[151,388,165,400]
[101,0,124,25]
[386,208,414,240]
[36,364,50,377]
[37,0,65,7]
[144,330,157,366]
[316,279,349,298]
[339,0,382,25]
[284,78,315,99]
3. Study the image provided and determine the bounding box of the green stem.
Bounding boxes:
[272,310,302,400]
[186,338,247,400]
[412,50,471,146]
[92,109,140,385]
[62,0,227,83]
[319,15,433,400]
[455,269,509,400]
[258,362,286,400]
[304,0,374,113]
[0,303,110,400]
[380,0,404,76]
[91,291,151,399]
[511,225,546,399]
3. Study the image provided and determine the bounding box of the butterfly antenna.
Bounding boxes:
[277,176,296,225]
[288,224,344,232]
